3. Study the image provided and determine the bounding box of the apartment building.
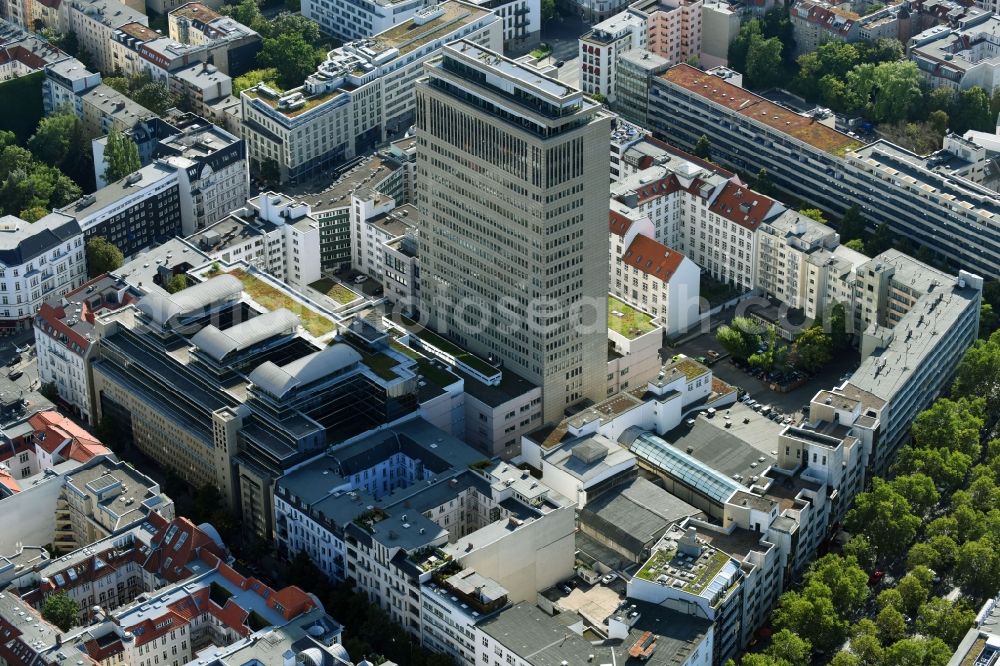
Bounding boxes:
[808,252,982,476]
[186,193,322,291]
[59,162,191,257]
[608,210,700,335]
[579,11,647,101]
[241,1,500,184]
[947,594,1000,666]
[295,143,413,273]
[579,0,701,101]
[91,272,461,539]
[700,0,739,67]
[936,131,1000,194]
[0,454,175,556]
[416,41,612,424]
[465,0,540,51]
[14,515,226,624]
[638,63,1000,278]
[350,197,415,280]
[908,9,1000,92]
[0,410,109,491]
[42,57,101,115]
[67,0,149,75]
[274,418,576,654]
[168,3,262,78]
[0,525,350,666]
[0,212,86,330]
[35,275,141,424]
[79,83,157,137]
[476,600,713,666]
[0,18,80,80]
[90,111,248,228]
[789,0,860,56]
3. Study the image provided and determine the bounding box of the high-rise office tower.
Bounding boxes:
[415,40,612,423]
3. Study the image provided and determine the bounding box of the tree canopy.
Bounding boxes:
[41,592,79,632]
[103,127,141,184]
[86,237,124,278]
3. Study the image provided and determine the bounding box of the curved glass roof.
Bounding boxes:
[629,432,741,504]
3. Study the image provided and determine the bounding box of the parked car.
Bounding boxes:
[602,573,616,585]
[354,275,367,284]
[7,370,22,381]
[868,569,884,586]
[6,355,19,367]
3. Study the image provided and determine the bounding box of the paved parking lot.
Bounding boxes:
[665,331,860,415]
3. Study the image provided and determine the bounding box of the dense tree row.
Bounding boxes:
[732,331,1000,666]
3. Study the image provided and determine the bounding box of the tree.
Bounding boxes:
[955,539,1000,599]
[870,61,922,124]
[843,535,876,570]
[827,301,852,350]
[259,158,280,185]
[865,222,894,256]
[951,331,1000,432]
[773,581,849,653]
[221,0,263,29]
[896,572,930,616]
[799,208,827,224]
[883,638,951,666]
[877,588,904,611]
[916,598,975,648]
[165,274,188,294]
[845,238,865,252]
[745,35,784,89]
[540,0,555,21]
[233,68,281,97]
[911,397,984,459]
[980,303,998,339]
[928,110,949,136]
[86,237,124,278]
[850,627,884,666]
[767,629,811,666]
[890,474,939,517]
[953,87,993,134]
[260,33,322,88]
[28,111,77,167]
[792,326,832,373]
[907,543,940,571]
[42,592,80,632]
[803,555,869,618]
[875,606,907,645]
[716,316,763,360]
[831,652,861,666]
[754,168,774,195]
[693,134,712,160]
[838,205,867,243]
[844,478,920,561]
[728,19,762,74]
[103,128,141,184]
[894,446,971,493]
[39,382,59,402]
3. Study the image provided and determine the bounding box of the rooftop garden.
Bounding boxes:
[310,278,361,306]
[409,547,453,573]
[636,547,731,595]
[608,296,656,339]
[400,316,497,376]
[415,358,459,388]
[228,268,335,338]
[673,357,709,381]
[360,350,399,380]
[353,507,386,533]
[244,87,343,117]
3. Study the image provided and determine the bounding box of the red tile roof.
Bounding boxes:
[622,235,686,283]
[0,467,20,493]
[609,210,636,236]
[29,411,110,462]
[661,64,863,155]
[707,182,779,231]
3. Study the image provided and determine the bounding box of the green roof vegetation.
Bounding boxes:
[636,547,731,595]
[608,296,656,339]
[310,278,361,305]
[400,316,497,376]
[360,350,399,380]
[416,358,459,387]
[230,268,335,337]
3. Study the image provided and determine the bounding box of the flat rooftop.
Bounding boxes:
[294,153,403,212]
[59,161,176,221]
[661,64,863,155]
[444,40,579,101]
[375,2,492,57]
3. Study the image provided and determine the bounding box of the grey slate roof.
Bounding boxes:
[0,213,80,266]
